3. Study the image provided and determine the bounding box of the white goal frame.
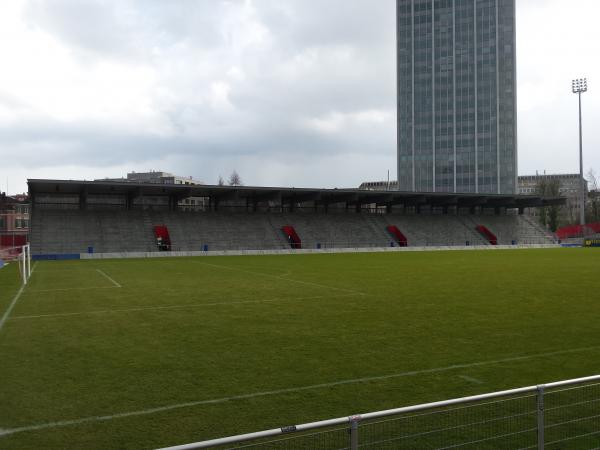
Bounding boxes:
[0,244,31,285]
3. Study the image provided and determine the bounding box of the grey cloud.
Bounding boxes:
[3,0,598,195]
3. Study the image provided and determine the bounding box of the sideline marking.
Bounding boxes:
[0,285,26,333]
[96,269,122,288]
[1,345,599,437]
[10,293,358,320]
[196,261,366,295]
[0,262,37,333]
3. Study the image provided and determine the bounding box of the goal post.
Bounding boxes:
[0,244,31,285]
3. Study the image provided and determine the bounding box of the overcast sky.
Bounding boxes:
[1,0,599,194]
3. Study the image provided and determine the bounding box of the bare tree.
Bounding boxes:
[228,170,242,186]
[537,178,561,231]
[586,169,600,222]
[217,175,225,186]
[587,169,598,191]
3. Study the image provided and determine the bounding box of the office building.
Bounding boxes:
[397,0,517,194]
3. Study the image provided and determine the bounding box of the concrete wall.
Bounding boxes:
[79,244,561,260]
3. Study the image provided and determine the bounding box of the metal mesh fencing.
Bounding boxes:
[223,426,350,450]
[357,394,537,449]
[543,382,600,449]
[160,376,600,450]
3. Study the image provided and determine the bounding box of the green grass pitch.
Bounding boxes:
[1,248,600,449]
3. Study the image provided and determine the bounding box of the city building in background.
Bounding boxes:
[518,174,588,226]
[397,0,517,194]
[359,181,399,191]
[97,171,207,211]
[0,192,30,248]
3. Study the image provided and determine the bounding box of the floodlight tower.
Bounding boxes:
[572,78,588,226]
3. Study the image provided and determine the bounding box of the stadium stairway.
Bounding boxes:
[386,225,408,247]
[460,214,555,246]
[520,215,558,243]
[382,214,485,247]
[281,225,302,249]
[146,211,287,252]
[270,212,391,249]
[31,209,155,254]
[475,225,498,245]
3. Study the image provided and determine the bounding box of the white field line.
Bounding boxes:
[96,269,122,288]
[1,345,600,438]
[0,262,37,333]
[9,293,358,321]
[28,286,120,293]
[0,285,25,333]
[458,375,485,385]
[195,261,366,296]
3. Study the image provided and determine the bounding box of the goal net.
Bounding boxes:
[0,244,31,285]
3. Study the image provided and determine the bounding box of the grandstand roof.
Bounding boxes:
[27,179,565,209]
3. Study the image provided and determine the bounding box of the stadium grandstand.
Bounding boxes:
[28,179,564,257]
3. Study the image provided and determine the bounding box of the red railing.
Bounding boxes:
[282,226,301,249]
[386,225,408,247]
[556,222,600,240]
[476,225,497,246]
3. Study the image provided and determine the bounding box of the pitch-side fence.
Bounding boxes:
[158,374,600,450]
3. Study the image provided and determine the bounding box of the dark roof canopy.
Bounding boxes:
[28,179,565,209]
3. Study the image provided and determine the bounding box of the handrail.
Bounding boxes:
[156,374,600,450]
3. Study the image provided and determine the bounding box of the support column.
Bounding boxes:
[79,190,87,210]
[169,195,178,212]
[126,193,131,211]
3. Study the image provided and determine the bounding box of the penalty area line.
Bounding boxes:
[195,261,366,296]
[10,292,360,321]
[96,269,122,288]
[2,345,600,438]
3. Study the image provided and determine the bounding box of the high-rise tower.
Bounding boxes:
[397,0,517,194]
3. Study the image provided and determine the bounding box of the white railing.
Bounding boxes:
[157,374,600,450]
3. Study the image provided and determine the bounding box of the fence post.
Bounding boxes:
[537,385,545,450]
[349,415,361,450]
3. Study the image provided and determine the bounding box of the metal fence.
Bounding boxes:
[157,375,600,450]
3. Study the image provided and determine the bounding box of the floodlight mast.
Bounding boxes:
[572,78,588,226]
